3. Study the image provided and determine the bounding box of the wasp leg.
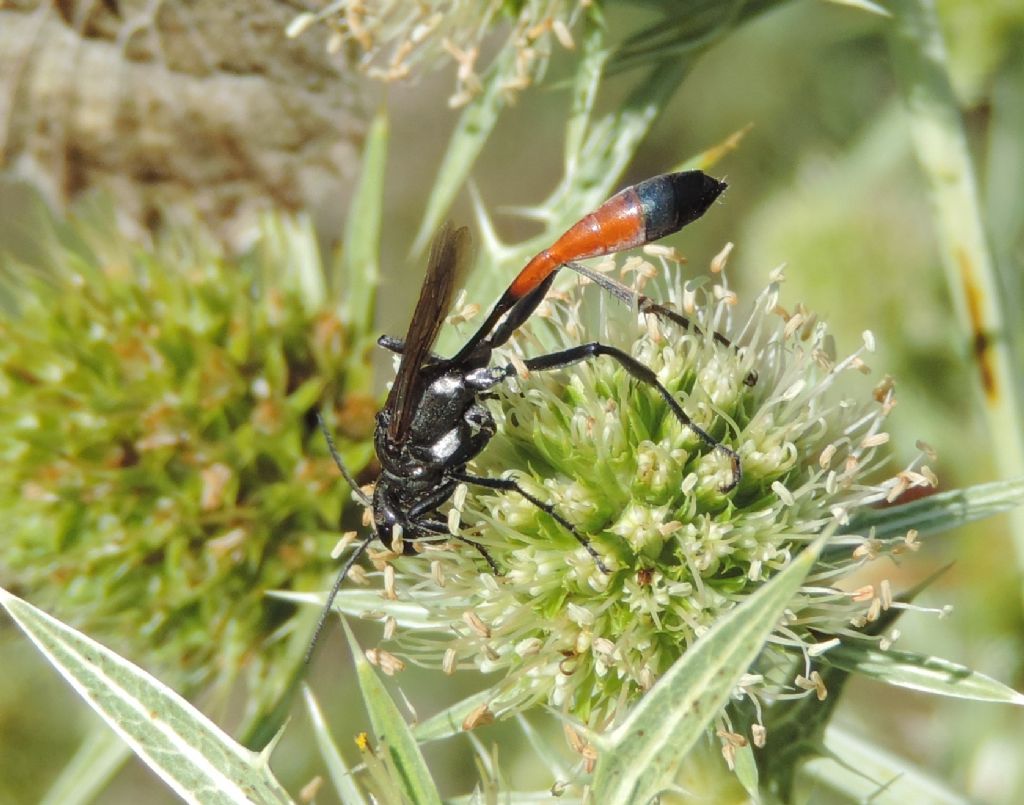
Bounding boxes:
[416,517,501,574]
[407,480,459,521]
[377,334,440,360]
[564,261,757,387]
[451,470,609,574]
[518,343,742,492]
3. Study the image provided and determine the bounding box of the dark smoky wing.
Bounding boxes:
[385,222,470,441]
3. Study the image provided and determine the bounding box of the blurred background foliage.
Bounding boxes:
[1,0,1023,802]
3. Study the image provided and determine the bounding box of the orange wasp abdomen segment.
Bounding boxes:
[507,171,726,301]
[509,188,644,298]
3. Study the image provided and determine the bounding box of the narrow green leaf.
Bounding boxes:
[591,536,825,803]
[563,19,609,175]
[515,714,570,781]
[0,586,294,805]
[825,643,1024,705]
[823,0,892,16]
[239,606,319,750]
[39,725,131,805]
[258,213,325,312]
[755,563,954,799]
[412,688,495,744]
[410,47,517,257]
[847,476,1024,540]
[340,617,442,805]
[984,49,1024,396]
[732,742,761,801]
[796,724,970,804]
[268,588,435,630]
[302,686,367,805]
[608,0,783,75]
[340,109,387,340]
[887,0,1024,559]
[568,57,686,209]
[447,793,582,805]
[681,125,752,174]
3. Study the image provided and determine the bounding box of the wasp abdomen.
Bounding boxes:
[635,171,727,242]
[507,171,725,300]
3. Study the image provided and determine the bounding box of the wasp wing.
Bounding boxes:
[385,222,470,441]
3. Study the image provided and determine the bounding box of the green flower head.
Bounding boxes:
[0,203,374,697]
[356,249,933,735]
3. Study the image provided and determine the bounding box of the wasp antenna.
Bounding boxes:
[317,412,372,506]
[304,536,372,664]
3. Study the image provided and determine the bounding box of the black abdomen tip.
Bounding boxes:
[637,171,727,242]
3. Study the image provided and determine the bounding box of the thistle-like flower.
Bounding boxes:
[287,1,587,106]
[0,202,374,696]
[366,249,934,737]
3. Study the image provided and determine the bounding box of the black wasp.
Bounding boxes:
[310,171,744,656]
